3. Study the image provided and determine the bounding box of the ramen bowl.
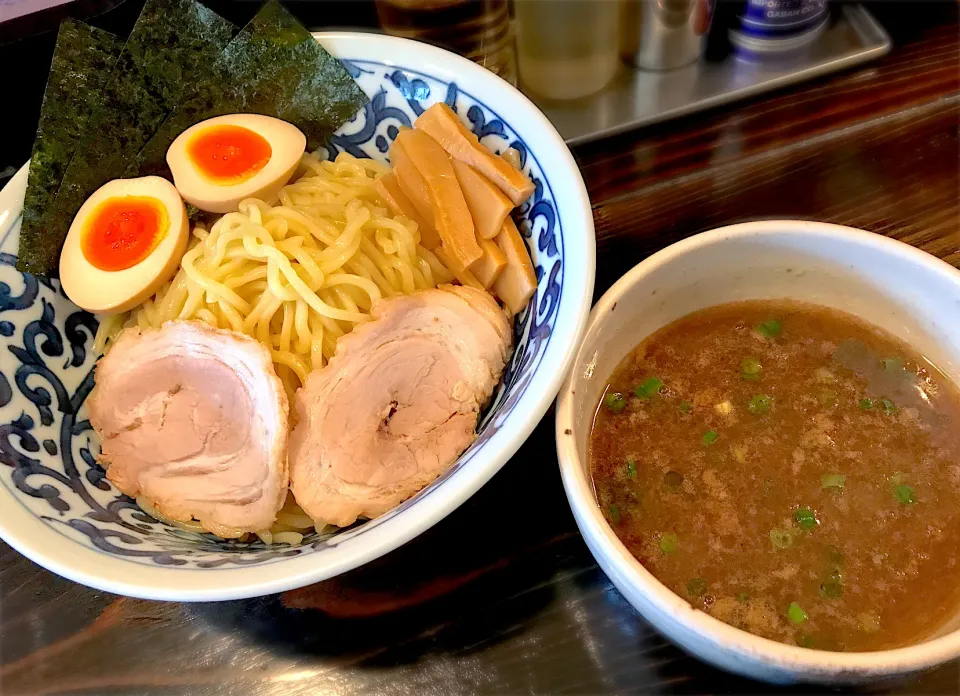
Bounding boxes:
[556,221,960,684]
[0,32,594,601]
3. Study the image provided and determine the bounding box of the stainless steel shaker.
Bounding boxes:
[621,0,715,71]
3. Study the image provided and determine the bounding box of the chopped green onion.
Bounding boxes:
[679,400,693,414]
[659,532,678,554]
[741,357,762,380]
[736,592,750,603]
[770,528,794,549]
[794,507,817,530]
[663,470,684,490]
[859,398,874,411]
[826,546,845,566]
[758,319,782,338]
[634,376,664,399]
[609,504,621,525]
[604,392,627,413]
[821,473,845,490]
[894,483,916,505]
[881,398,896,415]
[787,602,808,625]
[797,634,815,649]
[748,394,772,415]
[702,430,719,446]
[820,581,843,599]
[687,577,707,597]
[626,458,637,479]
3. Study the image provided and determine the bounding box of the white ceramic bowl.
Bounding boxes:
[556,221,960,684]
[0,32,594,601]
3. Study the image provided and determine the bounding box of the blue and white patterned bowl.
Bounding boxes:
[0,33,594,600]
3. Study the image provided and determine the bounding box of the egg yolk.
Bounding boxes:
[186,124,272,184]
[81,196,168,272]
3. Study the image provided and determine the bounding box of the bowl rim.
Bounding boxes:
[555,220,960,677]
[0,30,595,601]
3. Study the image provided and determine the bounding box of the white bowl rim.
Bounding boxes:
[556,220,960,676]
[0,30,595,601]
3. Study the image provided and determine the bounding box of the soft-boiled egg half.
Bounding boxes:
[60,176,189,314]
[167,114,306,214]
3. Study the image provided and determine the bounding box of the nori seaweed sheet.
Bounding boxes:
[16,20,122,276]
[35,0,235,278]
[130,0,369,180]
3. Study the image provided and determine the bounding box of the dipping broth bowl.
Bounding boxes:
[556,220,960,684]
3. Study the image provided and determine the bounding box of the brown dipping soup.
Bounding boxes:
[589,301,960,652]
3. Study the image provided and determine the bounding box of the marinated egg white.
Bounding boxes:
[166,114,306,214]
[59,177,189,314]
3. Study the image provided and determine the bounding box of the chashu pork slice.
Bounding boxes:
[87,321,289,537]
[290,285,512,527]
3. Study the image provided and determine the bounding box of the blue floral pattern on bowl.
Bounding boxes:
[0,59,563,569]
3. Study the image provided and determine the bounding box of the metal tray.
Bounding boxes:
[524,5,891,146]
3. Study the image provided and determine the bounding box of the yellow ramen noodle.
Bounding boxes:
[94,152,456,398]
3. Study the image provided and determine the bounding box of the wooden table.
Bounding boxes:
[1,4,958,694]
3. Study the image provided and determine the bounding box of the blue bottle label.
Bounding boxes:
[740,0,827,36]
